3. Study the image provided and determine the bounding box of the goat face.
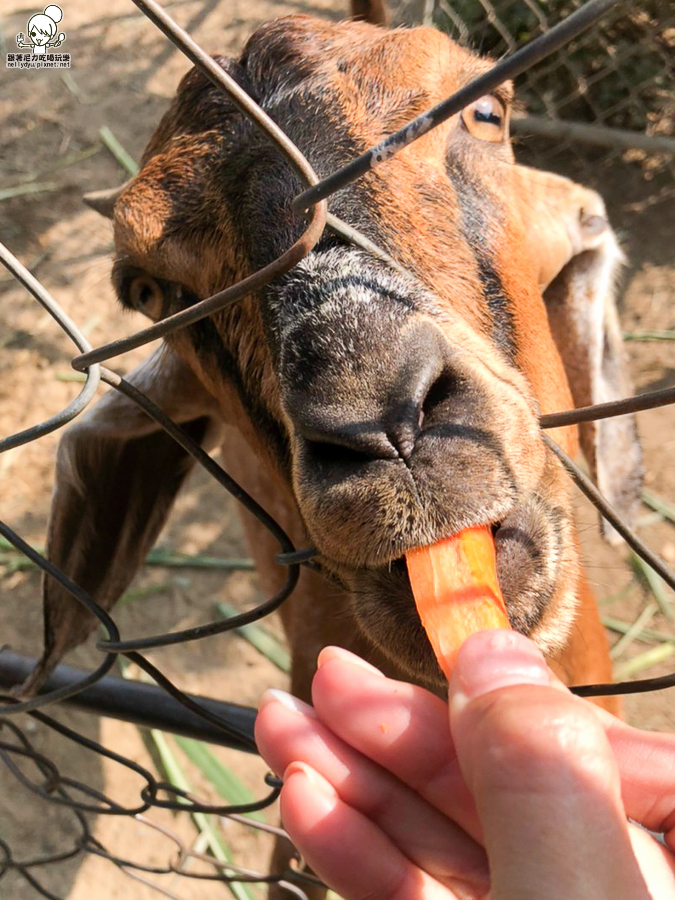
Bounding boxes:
[42,15,641,691]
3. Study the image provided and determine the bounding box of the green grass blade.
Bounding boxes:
[636,511,665,529]
[55,371,87,383]
[118,581,174,607]
[119,661,257,900]
[609,601,657,660]
[146,548,254,570]
[99,126,139,176]
[603,615,675,645]
[0,535,41,553]
[624,331,675,342]
[216,602,291,673]
[149,729,258,900]
[174,736,265,821]
[0,182,59,201]
[0,538,253,577]
[60,71,87,101]
[614,642,675,680]
[630,552,675,622]
[642,489,675,526]
[598,582,635,607]
[0,554,37,574]
[0,536,43,573]
[151,728,191,800]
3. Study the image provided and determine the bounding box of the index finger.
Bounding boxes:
[311,647,482,842]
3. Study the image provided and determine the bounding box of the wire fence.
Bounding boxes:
[423,0,675,197]
[1,0,675,896]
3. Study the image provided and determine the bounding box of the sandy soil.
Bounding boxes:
[1,1,674,898]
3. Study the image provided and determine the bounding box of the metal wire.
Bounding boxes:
[427,0,675,216]
[0,245,100,452]
[291,0,623,212]
[1,0,674,896]
[540,385,675,428]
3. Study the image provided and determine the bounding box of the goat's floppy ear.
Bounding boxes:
[509,165,612,292]
[522,169,643,544]
[22,347,222,695]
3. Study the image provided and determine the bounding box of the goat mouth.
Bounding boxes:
[332,501,568,687]
[318,518,506,597]
[383,518,503,573]
[393,517,505,606]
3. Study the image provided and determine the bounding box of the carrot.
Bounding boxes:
[406,525,511,680]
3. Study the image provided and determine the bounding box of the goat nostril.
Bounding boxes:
[420,372,463,429]
[305,436,397,468]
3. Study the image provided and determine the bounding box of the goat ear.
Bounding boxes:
[83,179,132,219]
[543,209,643,544]
[509,166,641,542]
[509,165,611,292]
[22,347,222,695]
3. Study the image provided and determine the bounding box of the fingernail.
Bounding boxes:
[317,645,385,676]
[284,761,337,799]
[259,688,317,717]
[450,630,550,707]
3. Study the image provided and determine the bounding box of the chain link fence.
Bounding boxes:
[392,0,675,202]
[1,0,675,897]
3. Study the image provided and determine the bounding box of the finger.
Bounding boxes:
[600,718,675,847]
[255,689,488,896]
[310,647,482,842]
[530,651,675,844]
[280,762,465,900]
[449,630,651,900]
[627,822,675,897]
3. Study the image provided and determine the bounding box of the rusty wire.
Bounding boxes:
[0,245,100,453]
[291,0,623,212]
[429,0,675,197]
[1,0,675,895]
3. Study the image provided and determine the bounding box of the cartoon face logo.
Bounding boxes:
[16,5,66,55]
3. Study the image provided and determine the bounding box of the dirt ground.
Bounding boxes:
[1,1,674,898]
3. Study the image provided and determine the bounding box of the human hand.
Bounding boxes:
[255,630,675,900]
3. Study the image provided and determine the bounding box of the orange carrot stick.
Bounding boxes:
[406,525,511,680]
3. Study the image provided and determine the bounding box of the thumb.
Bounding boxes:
[447,630,650,900]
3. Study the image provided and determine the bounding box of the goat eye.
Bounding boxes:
[127,275,164,319]
[461,95,506,142]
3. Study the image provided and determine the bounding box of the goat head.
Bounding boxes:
[30,14,641,702]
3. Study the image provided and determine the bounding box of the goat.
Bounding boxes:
[30,2,641,732]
